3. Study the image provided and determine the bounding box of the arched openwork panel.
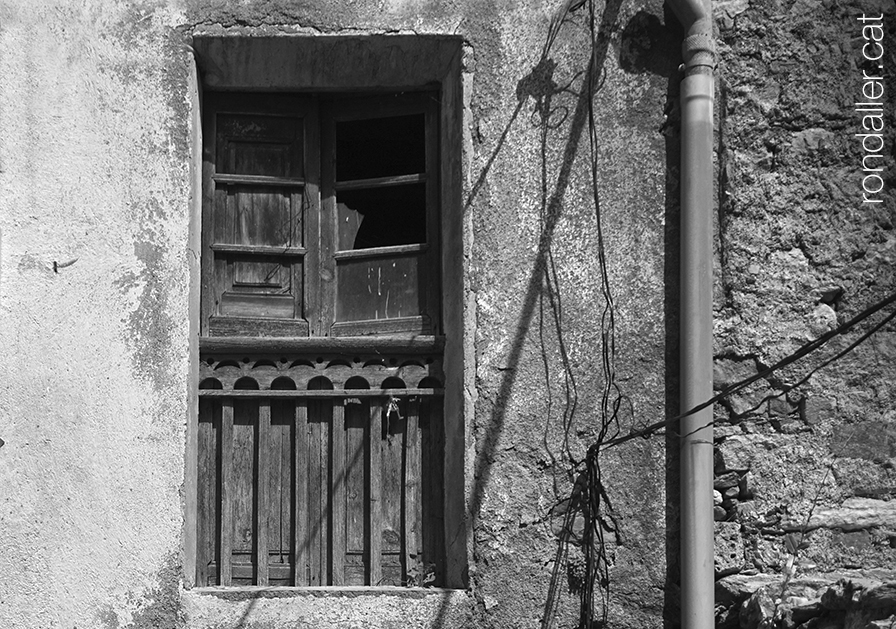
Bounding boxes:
[344,375,371,390]
[196,343,446,588]
[381,377,406,389]
[234,377,260,390]
[323,360,353,388]
[396,362,427,387]
[284,362,318,389]
[307,376,334,391]
[271,376,297,390]
[417,376,442,389]
[248,362,281,389]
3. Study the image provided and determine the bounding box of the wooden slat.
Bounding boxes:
[256,400,270,586]
[227,561,294,581]
[331,401,346,585]
[330,315,432,338]
[214,173,305,187]
[334,172,427,191]
[270,407,291,573]
[220,399,234,586]
[207,316,310,338]
[210,243,307,257]
[332,243,427,261]
[424,97,441,331]
[345,402,367,585]
[200,388,444,398]
[404,398,421,584]
[320,402,330,584]
[294,400,309,586]
[369,400,383,586]
[200,99,217,336]
[196,401,215,587]
[320,109,337,335]
[303,103,322,335]
[421,397,446,585]
[199,335,445,354]
[309,402,323,586]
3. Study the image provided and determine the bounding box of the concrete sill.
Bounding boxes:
[182,586,474,629]
[190,585,464,600]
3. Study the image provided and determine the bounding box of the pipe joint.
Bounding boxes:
[682,31,715,74]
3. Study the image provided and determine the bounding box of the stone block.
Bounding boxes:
[803,396,835,425]
[715,521,745,575]
[832,422,896,462]
[714,357,758,390]
[716,471,743,490]
[718,436,753,472]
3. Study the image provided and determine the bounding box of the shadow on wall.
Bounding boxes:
[453,3,686,628]
[454,1,683,628]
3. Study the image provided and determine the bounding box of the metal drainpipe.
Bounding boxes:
[665,0,715,627]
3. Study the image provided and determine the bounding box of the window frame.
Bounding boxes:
[186,34,469,591]
[321,92,441,337]
[200,91,441,339]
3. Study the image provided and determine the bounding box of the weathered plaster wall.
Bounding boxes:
[20,0,896,626]
[0,1,195,628]
[0,0,677,626]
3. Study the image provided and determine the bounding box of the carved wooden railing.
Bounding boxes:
[196,337,445,587]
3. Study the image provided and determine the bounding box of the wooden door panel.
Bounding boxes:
[335,254,426,323]
[217,186,298,248]
[217,113,303,178]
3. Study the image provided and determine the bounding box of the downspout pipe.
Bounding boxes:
[665,0,715,628]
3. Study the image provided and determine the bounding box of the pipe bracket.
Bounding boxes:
[682,32,716,73]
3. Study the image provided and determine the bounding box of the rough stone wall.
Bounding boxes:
[712,0,896,625]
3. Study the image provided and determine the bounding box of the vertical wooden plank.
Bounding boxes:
[331,400,346,585]
[291,188,304,323]
[200,98,217,335]
[380,398,404,585]
[321,401,331,584]
[267,407,283,583]
[404,397,421,584]
[220,399,234,586]
[424,98,441,332]
[271,410,292,583]
[303,100,322,335]
[308,401,323,586]
[294,400,309,586]
[184,65,202,589]
[196,400,215,587]
[421,396,446,585]
[256,400,270,586]
[369,399,383,586]
[345,401,367,585]
[232,406,256,583]
[319,106,337,335]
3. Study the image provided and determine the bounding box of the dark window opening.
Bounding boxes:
[337,184,427,250]
[336,114,425,181]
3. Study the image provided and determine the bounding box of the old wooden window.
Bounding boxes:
[196,91,446,587]
[201,92,439,338]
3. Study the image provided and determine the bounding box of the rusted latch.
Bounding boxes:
[384,394,403,438]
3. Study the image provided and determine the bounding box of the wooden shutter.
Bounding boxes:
[196,350,446,587]
[201,94,320,337]
[320,93,441,337]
